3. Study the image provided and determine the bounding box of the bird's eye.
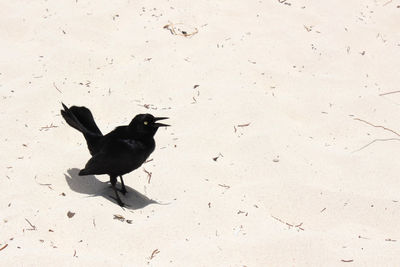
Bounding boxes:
[144,121,148,125]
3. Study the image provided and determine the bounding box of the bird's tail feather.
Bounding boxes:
[61,103,102,136]
[61,103,103,155]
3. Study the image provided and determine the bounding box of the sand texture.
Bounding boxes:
[1,0,400,266]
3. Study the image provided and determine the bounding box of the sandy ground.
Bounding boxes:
[1,0,400,266]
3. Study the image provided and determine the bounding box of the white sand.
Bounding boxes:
[1,0,400,265]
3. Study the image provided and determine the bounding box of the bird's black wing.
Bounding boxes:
[79,138,147,177]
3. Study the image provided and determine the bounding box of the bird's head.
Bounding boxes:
[129,114,169,138]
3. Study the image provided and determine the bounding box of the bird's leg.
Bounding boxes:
[110,176,124,207]
[119,175,127,195]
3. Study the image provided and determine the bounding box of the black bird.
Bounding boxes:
[60,103,169,207]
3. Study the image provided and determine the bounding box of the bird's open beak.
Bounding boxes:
[153,117,170,127]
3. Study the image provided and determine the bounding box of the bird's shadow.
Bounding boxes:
[64,168,158,210]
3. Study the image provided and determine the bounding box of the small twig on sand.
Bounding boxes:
[352,138,400,153]
[278,0,291,5]
[163,23,177,35]
[143,168,152,184]
[379,90,400,96]
[0,244,8,251]
[237,123,251,128]
[353,118,400,137]
[150,249,160,259]
[341,259,354,263]
[40,123,58,131]
[213,153,224,161]
[113,214,125,222]
[53,82,62,93]
[34,175,53,190]
[383,0,393,6]
[271,215,304,231]
[144,158,153,164]
[25,218,37,230]
[218,184,230,189]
